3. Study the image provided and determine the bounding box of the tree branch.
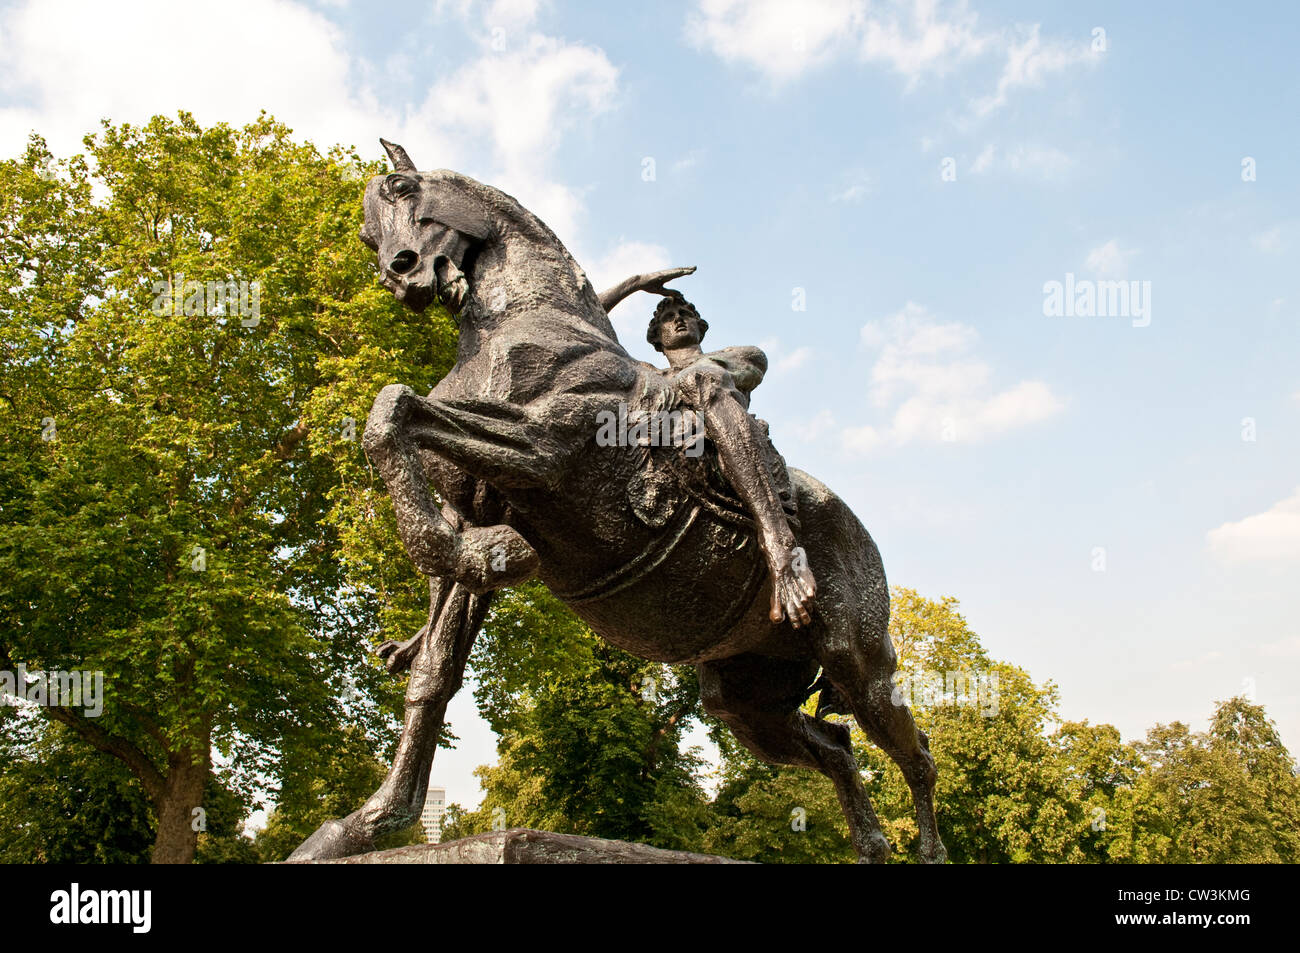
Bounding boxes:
[44,705,167,802]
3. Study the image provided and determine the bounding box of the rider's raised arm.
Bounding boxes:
[597,266,697,313]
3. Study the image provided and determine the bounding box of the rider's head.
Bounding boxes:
[647,292,708,352]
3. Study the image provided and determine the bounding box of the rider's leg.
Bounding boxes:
[678,365,816,626]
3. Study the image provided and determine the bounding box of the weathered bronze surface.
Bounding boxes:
[289,141,946,864]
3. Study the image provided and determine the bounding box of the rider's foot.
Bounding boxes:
[452,524,540,593]
[767,544,816,627]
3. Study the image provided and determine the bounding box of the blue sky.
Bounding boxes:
[3,0,1297,813]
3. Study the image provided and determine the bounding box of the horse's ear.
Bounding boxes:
[380,138,416,172]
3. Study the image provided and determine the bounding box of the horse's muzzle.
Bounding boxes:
[381,225,471,314]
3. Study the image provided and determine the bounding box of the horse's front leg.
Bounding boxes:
[289,581,493,861]
[363,384,561,591]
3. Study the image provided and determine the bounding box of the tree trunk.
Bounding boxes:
[150,749,209,864]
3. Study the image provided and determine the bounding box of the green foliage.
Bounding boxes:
[0,711,154,863]
[253,725,424,862]
[704,753,854,864]
[441,583,712,851]
[0,113,458,860]
[698,589,1300,864]
[1102,697,1300,863]
[0,710,259,864]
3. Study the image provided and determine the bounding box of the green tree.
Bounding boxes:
[704,751,854,863]
[0,709,155,863]
[705,589,1134,863]
[0,114,455,862]
[1104,697,1300,863]
[441,583,712,851]
[0,707,260,864]
[253,726,423,862]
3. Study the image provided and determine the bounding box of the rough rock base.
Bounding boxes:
[291,828,750,864]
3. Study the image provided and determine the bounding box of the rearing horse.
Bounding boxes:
[290,141,946,863]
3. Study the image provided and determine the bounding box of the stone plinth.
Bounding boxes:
[290,828,750,864]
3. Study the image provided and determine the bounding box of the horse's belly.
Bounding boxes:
[545,506,769,664]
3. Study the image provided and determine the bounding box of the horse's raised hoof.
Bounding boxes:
[453,523,539,592]
[286,817,374,862]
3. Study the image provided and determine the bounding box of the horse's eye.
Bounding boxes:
[385,175,417,198]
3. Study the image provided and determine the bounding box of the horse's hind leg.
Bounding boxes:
[699,654,891,863]
[792,471,947,864]
[817,634,947,864]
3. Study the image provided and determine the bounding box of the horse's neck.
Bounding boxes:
[475,215,619,342]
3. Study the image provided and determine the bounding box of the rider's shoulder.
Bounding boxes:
[713,345,767,371]
[704,346,767,391]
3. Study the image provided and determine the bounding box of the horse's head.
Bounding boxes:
[359,139,498,314]
[360,139,614,339]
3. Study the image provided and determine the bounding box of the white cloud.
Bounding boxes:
[485,0,545,31]
[0,0,378,158]
[757,338,814,376]
[1207,488,1300,563]
[419,32,618,240]
[967,143,1073,179]
[858,0,990,84]
[851,301,1062,450]
[1252,226,1283,253]
[791,408,838,441]
[831,169,873,202]
[775,346,813,374]
[1173,650,1225,669]
[843,423,883,453]
[685,0,1090,117]
[969,24,1092,118]
[584,240,674,340]
[425,34,617,173]
[1259,636,1300,659]
[585,240,673,295]
[0,0,618,251]
[1085,239,1139,277]
[969,143,996,174]
[673,150,705,172]
[1003,143,1073,179]
[684,0,865,83]
[434,0,544,32]
[767,345,812,375]
[684,0,992,85]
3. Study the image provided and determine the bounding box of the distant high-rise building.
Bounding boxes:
[420,785,446,844]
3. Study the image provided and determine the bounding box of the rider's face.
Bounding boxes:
[658,305,700,350]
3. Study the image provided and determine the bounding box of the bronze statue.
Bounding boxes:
[640,291,816,627]
[290,140,946,864]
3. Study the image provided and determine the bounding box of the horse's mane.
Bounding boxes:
[441,172,620,343]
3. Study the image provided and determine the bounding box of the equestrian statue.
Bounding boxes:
[289,140,946,864]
